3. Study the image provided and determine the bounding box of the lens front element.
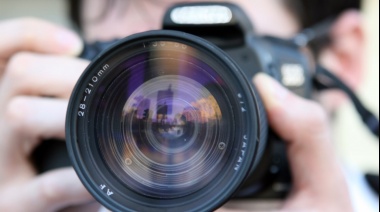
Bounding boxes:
[67,31,263,212]
[103,73,227,198]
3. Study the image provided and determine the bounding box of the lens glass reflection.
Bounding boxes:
[97,41,234,198]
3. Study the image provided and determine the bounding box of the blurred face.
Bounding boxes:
[82,0,300,42]
[81,0,366,114]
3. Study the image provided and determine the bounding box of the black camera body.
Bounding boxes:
[35,3,322,212]
[163,3,313,98]
[158,3,315,200]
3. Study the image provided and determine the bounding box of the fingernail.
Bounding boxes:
[253,73,289,109]
[55,30,83,56]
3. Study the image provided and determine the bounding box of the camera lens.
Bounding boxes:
[67,31,267,211]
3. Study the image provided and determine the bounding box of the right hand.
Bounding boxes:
[254,74,353,212]
[218,74,353,212]
[0,18,97,212]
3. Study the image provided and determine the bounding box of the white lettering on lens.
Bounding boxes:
[92,76,98,83]
[107,189,114,197]
[98,70,104,77]
[235,135,248,171]
[78,64,110,117]
[238,93,246,113]
[241,150,245,157]
[99,184,114,197]
[103,64,110,71]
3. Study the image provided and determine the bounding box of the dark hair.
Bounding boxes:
[68,0,361,31]
[68,0,81,29]
[284,0,361,28]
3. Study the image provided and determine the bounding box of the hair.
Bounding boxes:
[68,0,361,31]
[68,0,81,29]
[284,0,361,29]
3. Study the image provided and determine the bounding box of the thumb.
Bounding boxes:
[253,73,351,209]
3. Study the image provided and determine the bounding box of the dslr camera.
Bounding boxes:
[34,2,377,212]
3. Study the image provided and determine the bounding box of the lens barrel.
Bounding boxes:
[66,30,267,211]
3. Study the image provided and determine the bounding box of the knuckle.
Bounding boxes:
[20,17,41,45]
[19,17,41,28]
[15,17,48,51]
[305,101,330,131]
[38,178,61,205]
[5,52,34,84]
[5,97,31,132]
[19,17,42,39]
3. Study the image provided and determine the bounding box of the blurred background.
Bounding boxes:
[0,0,378,174]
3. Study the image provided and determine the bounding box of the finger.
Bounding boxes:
[4,97,68,154]
[253,73,351,208]
[26,168,93,212]
[0,18,83,60]
[1,52,88,101]
[254,73,338,186]
[0,97,67,173]
[254,73,331,144]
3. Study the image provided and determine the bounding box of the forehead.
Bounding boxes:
[83,0,300,41]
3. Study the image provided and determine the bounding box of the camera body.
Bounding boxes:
[162,3,313,98]
[78,3,314,200]
[172,3,315,199]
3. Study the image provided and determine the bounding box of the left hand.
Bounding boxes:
[0,18,97,212]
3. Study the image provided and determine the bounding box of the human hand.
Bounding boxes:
[0,18,96,211]
[217,73,353,212]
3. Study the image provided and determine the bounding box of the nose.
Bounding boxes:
[126,1,164,35]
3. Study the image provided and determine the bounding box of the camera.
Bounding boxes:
[64,3,314,211]
[33,2,376,212]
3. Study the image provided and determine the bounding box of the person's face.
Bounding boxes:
[81,0,365,114]
[82,0,300,42]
